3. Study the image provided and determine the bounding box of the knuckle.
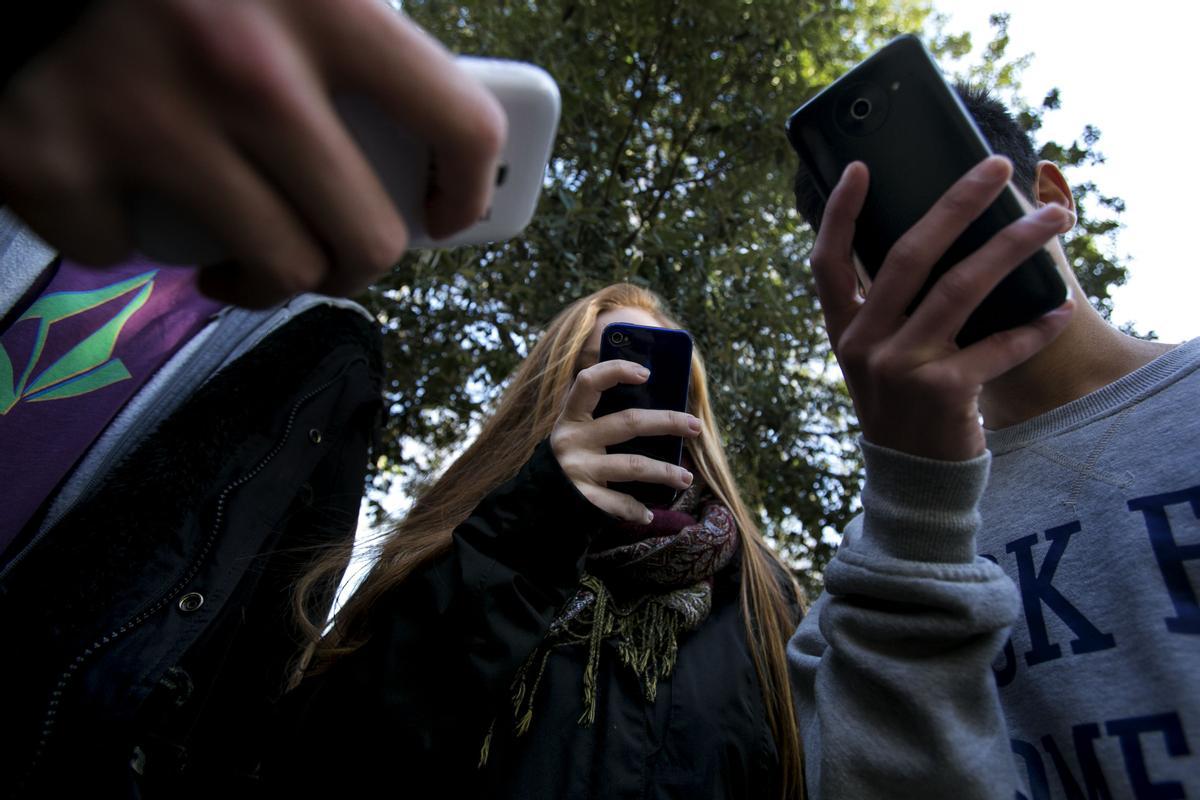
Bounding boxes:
[176,4,286,97]
[624,453,643,477]
[575,368,599,395]
[270,257,325,296]
[23,145,90,196]
[441,78,507,163]
[988,326,1034,361]
[933,268,976,307]
[886,237,922,271]
[95,87,179,160]
[558,451,585,478]
[1001,218,1046,251]
[618,409,640,435]
[344,224,407,277]
[837,335,870,371]
[941,185,978,217]
[865,347,906,384]
[469,93,507,162]
[914,364,958,396]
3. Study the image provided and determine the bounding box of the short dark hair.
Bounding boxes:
[791,83,1039,228]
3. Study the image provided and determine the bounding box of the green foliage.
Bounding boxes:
[365,2,1129,597]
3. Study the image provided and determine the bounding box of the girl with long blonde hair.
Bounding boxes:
[268,283,806,799]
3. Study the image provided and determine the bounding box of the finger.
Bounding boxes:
[866,156,1012,322]
[312,4,506,239]
[205,6,409,297]
[590,453,694,490]
[900,203,1072,344]
[0,78,132,263]
[196,261,282,309]
[577,483,654,525]
[944,298,1074,384]
[562,360,650,421]
[590,408,702,448]
[122,95,327,307]
[809,161,868,344]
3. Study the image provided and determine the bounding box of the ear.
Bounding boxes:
[1034,161,1077,233]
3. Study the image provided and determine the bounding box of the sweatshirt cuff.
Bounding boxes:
[854,437,991,564]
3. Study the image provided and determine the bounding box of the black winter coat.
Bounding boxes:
[267,441,790,799]
[0,305,382,799]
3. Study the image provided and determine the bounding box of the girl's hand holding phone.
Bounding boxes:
[551,359,700,523]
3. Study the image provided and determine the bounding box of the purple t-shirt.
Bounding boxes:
[0,257,223,557]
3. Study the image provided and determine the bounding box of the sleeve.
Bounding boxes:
[269,438,613,788]
[787,438,1021,799]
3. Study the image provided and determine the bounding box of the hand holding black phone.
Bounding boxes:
[790,36,1076,462]
[593,323,693,507]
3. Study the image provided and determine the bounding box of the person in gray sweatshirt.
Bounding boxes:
[788,86,1197,798]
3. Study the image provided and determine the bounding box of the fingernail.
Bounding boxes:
[643,510,654,524]
[636,366,650,379]
[681,470,694,486]
[687,416,702,433]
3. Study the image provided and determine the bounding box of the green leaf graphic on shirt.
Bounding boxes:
[0,270,157,414]
[0,345,14,412]
[26,359,133,403]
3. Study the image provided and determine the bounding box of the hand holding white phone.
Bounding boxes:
[133,56,561,265]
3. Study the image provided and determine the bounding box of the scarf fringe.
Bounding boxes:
[479,572,709,767]
[477,490,734,769]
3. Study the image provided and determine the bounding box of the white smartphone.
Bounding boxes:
[131,56,561,265]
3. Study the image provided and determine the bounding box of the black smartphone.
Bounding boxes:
[593,322,693,508]
[785,34,1067,346]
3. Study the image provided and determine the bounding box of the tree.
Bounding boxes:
[364,1,1129,597]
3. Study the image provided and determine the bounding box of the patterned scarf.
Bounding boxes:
[480,477,739,765]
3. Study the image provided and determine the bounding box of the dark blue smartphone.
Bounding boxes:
[593,322,693,508]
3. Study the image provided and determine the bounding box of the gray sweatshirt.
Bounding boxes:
[789,338,1200,799]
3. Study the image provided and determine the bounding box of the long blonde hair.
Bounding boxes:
[293,283,806,798]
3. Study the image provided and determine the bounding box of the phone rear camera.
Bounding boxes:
[609,331,629,347]
[835,83,889,137]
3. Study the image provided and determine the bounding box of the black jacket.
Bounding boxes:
[0,305,383,798]
[268,441,789,799]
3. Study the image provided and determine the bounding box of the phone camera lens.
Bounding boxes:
[850,98,872,120]
[609,331,629,347]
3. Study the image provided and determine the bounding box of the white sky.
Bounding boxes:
[934,0,1199,343]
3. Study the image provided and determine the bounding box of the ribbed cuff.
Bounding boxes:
[855,438,991,564]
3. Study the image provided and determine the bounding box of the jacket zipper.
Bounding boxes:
[17,364,359,793]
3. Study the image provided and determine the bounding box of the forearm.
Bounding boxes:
[789,440,1019,798]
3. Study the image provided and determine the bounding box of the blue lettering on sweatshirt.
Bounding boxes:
[1013,711,1191,800]
[1128,485,1200,635]
[1006,521,1117,667]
